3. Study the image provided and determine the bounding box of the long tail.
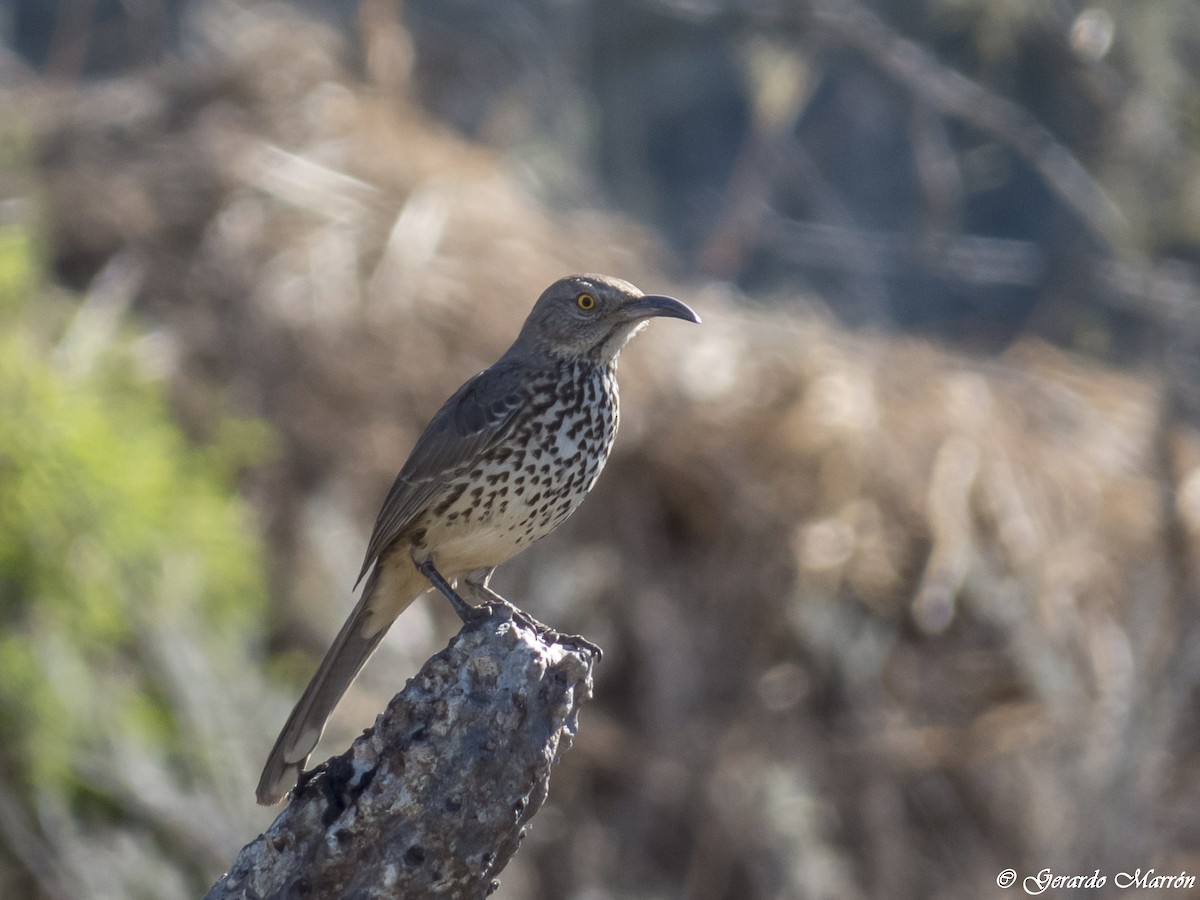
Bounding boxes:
[256,555,427,805]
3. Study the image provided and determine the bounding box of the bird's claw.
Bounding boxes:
[427,560,602,659]
[510,610,603,660]
[549,630,604,660]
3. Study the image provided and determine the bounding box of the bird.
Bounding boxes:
[256,273,699,805]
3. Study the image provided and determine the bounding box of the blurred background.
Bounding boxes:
[2,0,1200,897]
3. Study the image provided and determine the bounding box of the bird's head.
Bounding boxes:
[514,274,700,363]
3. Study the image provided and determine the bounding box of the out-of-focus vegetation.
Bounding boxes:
[399,0,1200,352]
[0,192,276,897]
[3,1,1200,899]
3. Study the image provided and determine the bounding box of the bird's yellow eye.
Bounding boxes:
[576,292,596,311]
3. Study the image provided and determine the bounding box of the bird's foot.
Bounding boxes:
[537,626,604,660]
[458,572,603,660]
[488,597,604,661]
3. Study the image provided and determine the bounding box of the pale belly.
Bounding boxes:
[412,439,610,575]
[416,499,579,575]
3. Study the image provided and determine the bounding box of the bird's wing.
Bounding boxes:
[355,358,529,584]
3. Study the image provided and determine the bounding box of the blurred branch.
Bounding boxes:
[758,215,1200,330]
[754,0,1135,253]
[205,606,595,900]
[0,791,77,900]
[1095,258,1200,332]
[761,215,1047,286]
[54,250,144,378]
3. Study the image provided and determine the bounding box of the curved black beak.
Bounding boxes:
[625,293,701,324]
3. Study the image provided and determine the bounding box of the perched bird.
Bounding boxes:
[257,274,699,805]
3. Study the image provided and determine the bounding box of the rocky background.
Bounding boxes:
[2,1,1200,898]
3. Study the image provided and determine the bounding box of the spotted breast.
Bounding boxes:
[409,359,618,574]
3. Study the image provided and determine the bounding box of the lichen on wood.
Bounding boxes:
[206,605,596,900]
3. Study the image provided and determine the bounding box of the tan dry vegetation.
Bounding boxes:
[15,4,1200,898]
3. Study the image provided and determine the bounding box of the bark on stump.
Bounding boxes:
[206,604,596,899]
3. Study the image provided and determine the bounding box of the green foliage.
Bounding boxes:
[0,223,272,795]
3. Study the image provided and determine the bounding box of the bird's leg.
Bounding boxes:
[461,567,509,607]
[415,557,485,624]
[463,569,603,660]
[464,568,539,625]
[462,568,544,632]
